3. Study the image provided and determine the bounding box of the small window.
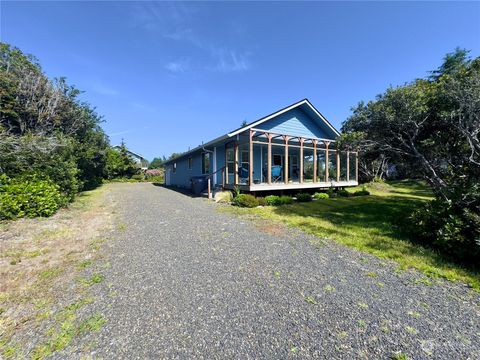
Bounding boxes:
[188,157,192,170]
[202,153,210,174]
[173,163,176,174]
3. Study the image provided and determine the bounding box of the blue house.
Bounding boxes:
[164,99,358,193]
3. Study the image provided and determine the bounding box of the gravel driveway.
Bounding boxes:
[68,183,479,359]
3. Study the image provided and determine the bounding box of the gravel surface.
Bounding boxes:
[64,183,479,359]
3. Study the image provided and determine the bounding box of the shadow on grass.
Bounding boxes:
[271,192,480,285]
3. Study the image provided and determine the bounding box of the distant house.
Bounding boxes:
[164,99,358,192]
[112,145,149,170]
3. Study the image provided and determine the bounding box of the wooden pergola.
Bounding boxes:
[223,129,359,191]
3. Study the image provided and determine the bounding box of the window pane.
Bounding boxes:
[317,150,326,181]
[328,150,336,182]
[349,152,357,181]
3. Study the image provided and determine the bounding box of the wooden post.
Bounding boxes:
[267,133,272,184]
[222,168,225,188]
[347,150,350,182]
[313,139,317,183]
[284,135,289,184]
[234,142,239,185]
[249,130,253,186]
[299,138,304,183]
[325,142,330,182]
[336,150,340,182]
[207,178,212,199]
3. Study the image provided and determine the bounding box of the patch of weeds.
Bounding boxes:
[32,298,98,359]
[366,271,377,278]
[381,325,390,333]
[407,311,421,318]
[78,260,92,269]
[324,284,335,293]
[391,352,410,360]
[117,223,127,231]
[273,271,281,279]
[78,313,106,333]
[357,320,366,328]
[360,257,369,263]
[89,238,105,251]
[376,282,385,287]
[78,273,104,287]
[102,261,111,269]
[39,267,64,280]
[2,342,19,359]
[414,278,432,286]
[337,331,348,339]
[9,260,17,265]
[290,346,298,354]
[420,302,429,309]
[304,295,317,305]
[357,302,369,309]
[405,326,418,335]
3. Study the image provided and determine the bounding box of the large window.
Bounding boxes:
[317,149,326,181]
[202,153,210,174]
[173,163,176,174]
[188,157,192,170]
[349,152,357,181]
[226,145,235,184]
[328,150,336,182]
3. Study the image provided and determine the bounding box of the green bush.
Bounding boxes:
[131,174,144,181]
[265,195,281,206]
[326,188,336,198]
[233,194,259,208]
[313,192,329,199]
[279,196,293,205]
[353,185,370,196]
[296,193,312,202]
[411,193,480,265]
[337,189,351,197]
[0,174,67,220]
[257,197,267,206]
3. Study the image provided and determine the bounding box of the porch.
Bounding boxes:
[220,129,359,192]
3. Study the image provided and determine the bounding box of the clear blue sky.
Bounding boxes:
[2,1,479,160]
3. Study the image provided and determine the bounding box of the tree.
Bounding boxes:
[149,156,167,169]
[104,141,139,179]
[0,42,109,198]
[341,48,480,264]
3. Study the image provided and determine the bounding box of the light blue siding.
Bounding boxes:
[169,150,204,188]
[259,108,334,139]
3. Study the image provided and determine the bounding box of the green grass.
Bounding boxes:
[221,180,480,291]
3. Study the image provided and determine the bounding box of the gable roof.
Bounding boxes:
[164,98,340,165]
[227,98,340,137]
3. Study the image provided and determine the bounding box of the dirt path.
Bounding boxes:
[59,183,480,359]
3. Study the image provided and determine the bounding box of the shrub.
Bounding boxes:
[257,197,267,206]
[296,193,312,202]
[337,189,351,197]
[232,186,241,199]
[131,174,144,181]
[313,192,329,199]
[411,193,480,265]
[0,174,67,220]
[265,195,281,206]
[326,188,336,198]
[233,194,259,208]
[279,196,293,205]
[353,185,370,196]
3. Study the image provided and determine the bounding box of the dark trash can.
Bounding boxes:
[191,176,207,195]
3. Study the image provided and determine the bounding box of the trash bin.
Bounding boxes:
[191,176,207,195]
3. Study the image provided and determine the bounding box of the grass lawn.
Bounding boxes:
[222,180,480,291]
[0,185,114,359]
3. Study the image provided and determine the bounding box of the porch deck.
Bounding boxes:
[224,180,358,192]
